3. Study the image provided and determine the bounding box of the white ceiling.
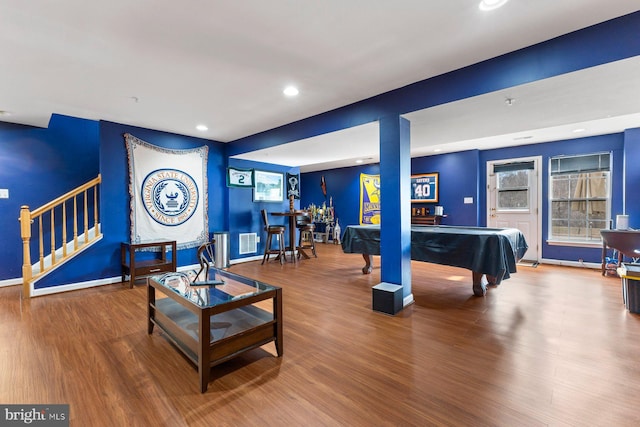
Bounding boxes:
[1,1,639,172]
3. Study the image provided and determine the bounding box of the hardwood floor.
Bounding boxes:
[2,244,639,426]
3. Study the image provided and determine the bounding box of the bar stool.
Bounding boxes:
[261,209,286,264]
[295,211,317,259]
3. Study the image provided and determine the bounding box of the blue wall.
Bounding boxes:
[34,120,226,289]
[301,132,629,265]
[300,163,380,230]
[0,114,99,281]
[411,150,481,226]
[226,158,299,260]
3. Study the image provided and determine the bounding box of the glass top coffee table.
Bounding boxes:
[147,268,283,393]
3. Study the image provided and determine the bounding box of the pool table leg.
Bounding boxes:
[362,254,373,274]
[472,272,488,296]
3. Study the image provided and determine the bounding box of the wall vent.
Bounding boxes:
[239,233,257,254]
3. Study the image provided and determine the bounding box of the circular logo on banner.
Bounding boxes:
[141,169,199,226]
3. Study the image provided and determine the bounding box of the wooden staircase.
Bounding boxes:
[19,175,102,298]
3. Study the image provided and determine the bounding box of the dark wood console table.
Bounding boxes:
[600,230,640,276]
[411,214,446,225]
[121,240,176,288]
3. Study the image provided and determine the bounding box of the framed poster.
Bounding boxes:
[253,170,284,202]
[226,167,254,187]
[411,173,439,203]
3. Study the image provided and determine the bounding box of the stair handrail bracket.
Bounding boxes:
[19,175,102,298]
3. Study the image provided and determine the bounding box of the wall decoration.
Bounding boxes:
[124,133,208,250]
[227,167,254,187]
[287,173,300,199]
[411,173,439,203]
[359,173,381,225]
[253,170,284,202]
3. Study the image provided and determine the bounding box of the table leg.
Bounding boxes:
[288,216,297,261]
[147,285,155,334]
[472,272,487,296]
[199,311,211,393]
[274,288,283,357]
[362,254,373,274]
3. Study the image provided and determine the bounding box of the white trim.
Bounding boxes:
[546,239,602,248]
[231,255,263,264]
[540,258,600,269]
[0,277,21,288]
[26,256,263,297]
[31,276,123,297]
[403,293,415,307]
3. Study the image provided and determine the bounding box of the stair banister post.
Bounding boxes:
[19,205,33,298]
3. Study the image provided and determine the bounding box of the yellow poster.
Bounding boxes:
[359,173,381,225]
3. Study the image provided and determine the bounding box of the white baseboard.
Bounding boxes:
[0,277,22,288]
[539,258,601,269]
[23,256,261,297]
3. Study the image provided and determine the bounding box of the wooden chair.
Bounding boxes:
[295,211,317,259]
[196,240,215,281]
[261,209,286,264]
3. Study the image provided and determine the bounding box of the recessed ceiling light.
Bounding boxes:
[283,86,299,97]
[573,128,586,133]
[355,159,364,164]
[196,124,208,131]
[433,148,442,153]
[479,0,509,11]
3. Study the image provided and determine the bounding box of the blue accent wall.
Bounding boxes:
[300,164,380,230]
[227,158,299,260]
[0,115,99,281]
[34,120,226,289]
[411,150,481,226]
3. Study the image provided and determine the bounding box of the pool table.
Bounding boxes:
[341,224,528,296]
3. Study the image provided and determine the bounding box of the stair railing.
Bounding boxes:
[19,175,102,297]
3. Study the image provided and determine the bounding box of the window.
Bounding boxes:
[494,161,534,210]
[549,153,611,242]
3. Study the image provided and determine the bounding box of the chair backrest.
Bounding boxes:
[260,209,269,230]
[196,241,215,281]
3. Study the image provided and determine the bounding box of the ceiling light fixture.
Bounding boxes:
[355,159,363,164]
[479,0,509,11]
[283,86,299,97]
[196,124,208,131]
[433,148,442,153]
[573,128,586,133]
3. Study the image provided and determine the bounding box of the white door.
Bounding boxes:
[487,157,541,262]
